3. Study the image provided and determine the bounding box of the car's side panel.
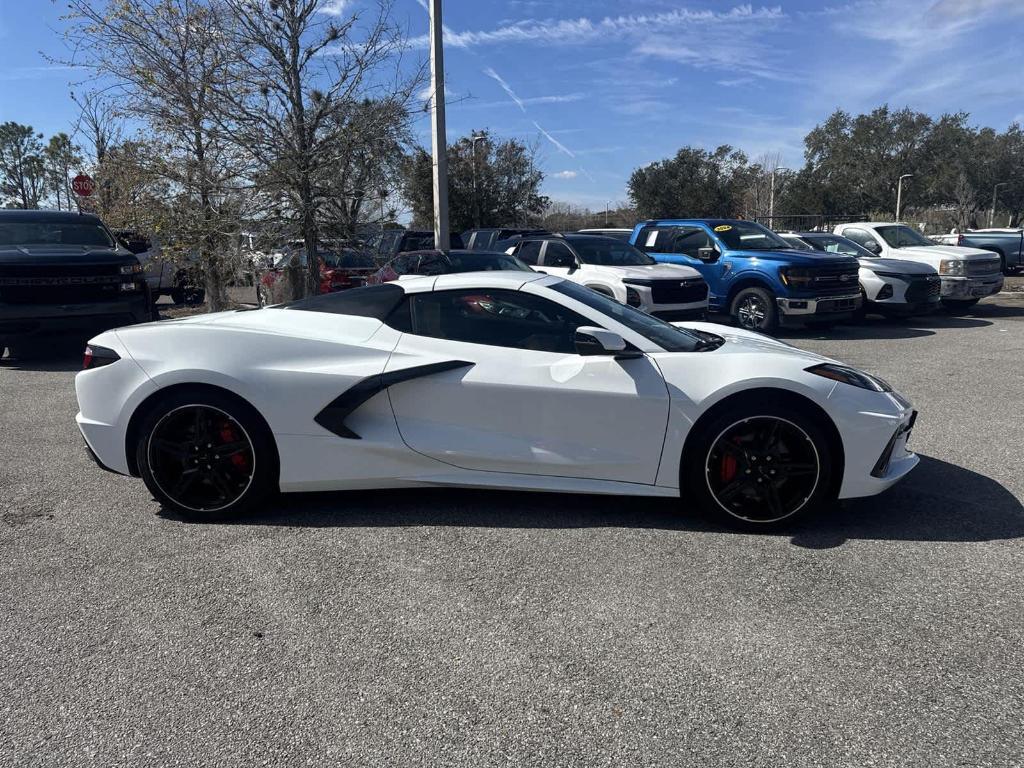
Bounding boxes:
[386,334,672,484]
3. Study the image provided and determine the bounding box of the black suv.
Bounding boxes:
[462,228,549,252]
[364,230,465,261]
[0,210,152,356]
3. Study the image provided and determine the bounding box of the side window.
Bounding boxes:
[542,241,576,268]
[671,227,713,258]
[408,289,592,354]
[417,253,449,275]
[841,228,875,250]
[516,240,542,265]
[635,226,678,254]
[391,254,415,275]
[380,232,400,256]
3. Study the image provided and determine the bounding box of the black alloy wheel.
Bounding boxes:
[705,416,821,524]
[137,391,277,519]
[147,405,254,512]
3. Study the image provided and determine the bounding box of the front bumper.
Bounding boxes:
[777,292,862,317]
[940,274,1003,299]
[833,389,919,499]
[0,296,150,339]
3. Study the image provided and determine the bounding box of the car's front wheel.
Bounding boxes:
[683,400,836,530]
[136,390,277,520]
[730,287,779,333]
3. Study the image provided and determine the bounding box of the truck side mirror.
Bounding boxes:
[864,240,882,254]
[697,246,718,262]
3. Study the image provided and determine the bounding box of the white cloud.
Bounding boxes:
[533,121,576,158]
[482,67,525,112]
[317,0,349,16]
[411,5,785,49]
[552,170,578,179]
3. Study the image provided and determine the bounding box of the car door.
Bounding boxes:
[385,287,670,484]
[537,240,577,279]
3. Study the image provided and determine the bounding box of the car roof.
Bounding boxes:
[639,218,748,227]
[837,222,901,228]
[396,270,547,293]
[395,249,515,258]
[0,209,105,224]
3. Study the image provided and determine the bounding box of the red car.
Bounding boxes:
[366,249,533,285]
[257,244,376,305]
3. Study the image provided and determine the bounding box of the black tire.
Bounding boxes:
[135,389,277,520]
[730,286,779,333]
[942,298,980,314]
[682,398,836,531]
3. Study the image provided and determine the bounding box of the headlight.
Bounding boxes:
[625,287,642,307]
[119,263,143,275]
[939,259,964,276]
[779,267,815,287]
[806,363,891,392]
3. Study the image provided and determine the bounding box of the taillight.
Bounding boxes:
[83,344,120,370]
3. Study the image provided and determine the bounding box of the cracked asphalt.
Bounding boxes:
[1,293,1022,767]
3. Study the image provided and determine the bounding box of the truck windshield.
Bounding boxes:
[0,222,115,248]
[876,225,935,248]
[711,221,790,251]
[566,238,655,266]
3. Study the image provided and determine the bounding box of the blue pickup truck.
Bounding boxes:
[629,219,862,332]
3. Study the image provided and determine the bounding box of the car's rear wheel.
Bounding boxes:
[683,402,835,530]
[731,287,778,333]
[136,390,276,520]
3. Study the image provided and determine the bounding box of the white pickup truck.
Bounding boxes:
[833,222,1003,311]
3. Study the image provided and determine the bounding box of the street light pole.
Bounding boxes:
[428,0,450,250]
[605,201,610,226]
[471,134,485,229]
[769,166,789,223]
[896,174,913,222]
[990,182,1008,227]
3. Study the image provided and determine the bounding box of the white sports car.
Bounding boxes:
[75,271,918,530]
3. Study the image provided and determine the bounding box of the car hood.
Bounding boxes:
[0,244,135,266]
[728,249,858,268]
[673,321,834,363]
[888,244,994,261]
[858,257,936,275]
[585,263,702,279]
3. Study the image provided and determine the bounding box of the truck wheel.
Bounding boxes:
[942,298,979,314]
[731,287,778,333]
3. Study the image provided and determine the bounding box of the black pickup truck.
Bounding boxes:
[0,210,152,357]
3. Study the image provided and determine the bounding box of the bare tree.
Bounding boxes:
[64,0,244,311]
[215,0,419,298]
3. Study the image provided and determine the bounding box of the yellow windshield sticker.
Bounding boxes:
[713,224,732,232]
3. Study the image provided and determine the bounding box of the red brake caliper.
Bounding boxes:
[219,422,249,471]
[720,453,737,482]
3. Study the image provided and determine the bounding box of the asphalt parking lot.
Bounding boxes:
[2,293,1023,767]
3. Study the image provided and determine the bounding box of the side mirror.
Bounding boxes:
[696,246,718,262]
[863,240,882,254]
[574,326,642,358]
[567,259,580,274]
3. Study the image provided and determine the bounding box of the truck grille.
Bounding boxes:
[905,276,941,303]
[0,264,127,304]
[967,257,1001,276]
[808,265,860,294]
[650,278,708,305]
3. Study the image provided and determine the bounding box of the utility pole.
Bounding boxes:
[428,0,450,250]
[769,166,789,223]
[471,133,485,229]
[990,182,1008,227]
[896,174,913,222]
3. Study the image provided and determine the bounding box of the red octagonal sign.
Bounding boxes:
[72,173,96,197]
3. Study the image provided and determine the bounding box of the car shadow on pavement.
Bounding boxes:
[172,454,1022,547]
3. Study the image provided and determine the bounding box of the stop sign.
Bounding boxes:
[72,173,96,197]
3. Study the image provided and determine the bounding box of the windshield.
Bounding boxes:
[780,235,814,251]
[567,237,655,266]
[876,225,934,248]
[0,221,115,248]
[549,279,703,352]
[804,234,876,259]
[711,221,790,251]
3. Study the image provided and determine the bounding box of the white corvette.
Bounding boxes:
[75,271,918,530]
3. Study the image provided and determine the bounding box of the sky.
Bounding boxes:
[2,0,1023,210]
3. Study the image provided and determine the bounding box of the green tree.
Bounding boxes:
[628,145,749,219]
[402,130,547,232]
[43,133,82,211]
[0,122,46,208]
